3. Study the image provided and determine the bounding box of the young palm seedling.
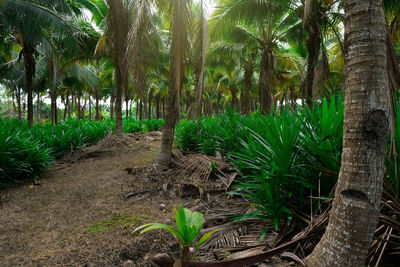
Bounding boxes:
[133,205,222,262]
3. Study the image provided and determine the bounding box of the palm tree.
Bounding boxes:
[211,0,299,114]
[105,0,132,134]
[188,0,208,119]
[0,0,76,127]
[155,0,190,168]
[126,0,162,121]
[306,1,389,265]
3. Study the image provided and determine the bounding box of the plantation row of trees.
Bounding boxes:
[1,0,400,265]
[1,0,399,158]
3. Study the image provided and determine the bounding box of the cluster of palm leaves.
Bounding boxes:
[0,118,109,188]
[177,97,388,228]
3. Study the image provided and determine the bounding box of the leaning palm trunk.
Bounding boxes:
[305,0,389,265]
[155,0,189,168]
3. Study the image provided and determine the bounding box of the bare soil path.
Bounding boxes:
[0,133,182,266]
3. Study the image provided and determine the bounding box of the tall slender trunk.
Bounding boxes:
[148,89,153,120]
[129,100,132,117]
[17,87,22,120]
[106,0,129,135]
[156,95,160,119]
[77,94,81,119]
[115,79,123,134]
[230,87,237,110]
[139,100,143,120]
[306,1,389,265]
[12,90,17,113]
[50,91,57,126]
[109,94,114,120]
[82,98,87,119]
[125,98,129,118]
[156,0,188,168]
[135,99,139,120]
[64,95,69,121]
[55,99,58,124]
[23,43,35,128]
[36,93,40,122]
[190,0,207,120]
[162,97,165,119]
[303,6,322,106]
[259,48,273,115]
[241,61,254,115]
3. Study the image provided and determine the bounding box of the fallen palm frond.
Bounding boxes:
[172,151,238,191]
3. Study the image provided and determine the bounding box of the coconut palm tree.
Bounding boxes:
[0,0,76,127]
[105,0,132,134]
[155,0,190,168]
[187,0,209,119]
[211,0,299,115]
[305,1,389,265]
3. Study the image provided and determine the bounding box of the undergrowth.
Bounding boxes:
[176,96,398,228]
[0,117,164,188]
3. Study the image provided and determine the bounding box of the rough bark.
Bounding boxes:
[303,1,323,106]
[258,48,273,115]
[305,1,389,265]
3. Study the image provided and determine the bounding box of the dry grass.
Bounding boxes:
[0,133,183,266]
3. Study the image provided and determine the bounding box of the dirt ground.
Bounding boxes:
[0,133,187,267]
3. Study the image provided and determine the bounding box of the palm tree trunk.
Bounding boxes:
[259,48,273,115]
[23,44,35,128]
[64,95,69,121]
[50,91,57,126]
[303,13,322,106]
[110,94,114,120]
[241,63,253,115]
[162,97,165,119]
[12,90,17,113]
[36,93,40,122]
[156,0,188,168]
[135,99,139,120]
[106,0,129,134]
[126,98,129,118]
[88,95,92,120]
[129,100,132,117]
[139,100,143,120]
[156,95,160,119]
[305,1,389,265]
[16,87,22,120]
[115,79,123,134]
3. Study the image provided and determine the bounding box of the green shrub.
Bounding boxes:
[175,98,345,226]
[0,119,52,188]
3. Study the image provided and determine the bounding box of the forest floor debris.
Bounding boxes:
[1,132,398,266]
